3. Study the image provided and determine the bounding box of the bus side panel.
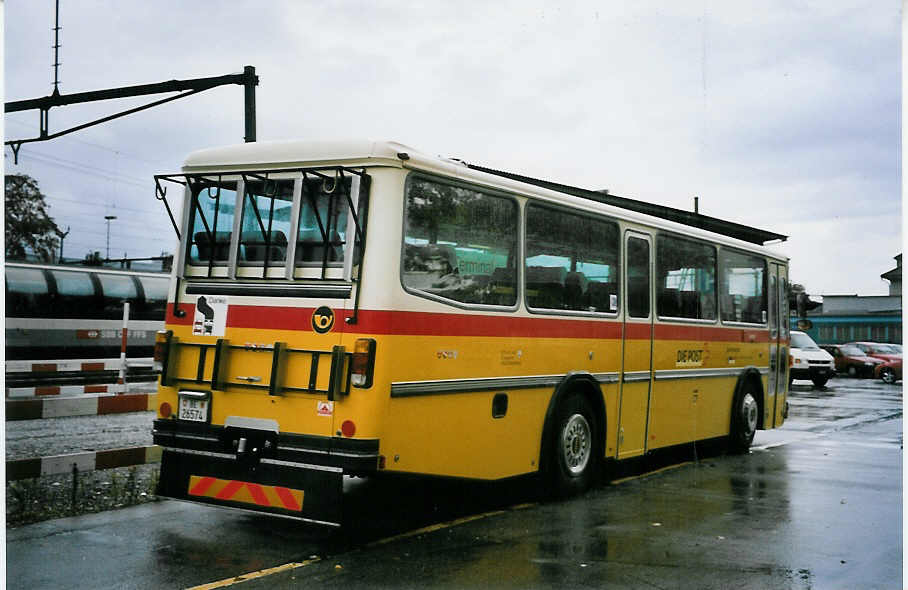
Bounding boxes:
[383,389,551,480]
[377,331,621,480]
[648,329,767,450]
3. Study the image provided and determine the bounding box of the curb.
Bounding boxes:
[7,445,162,481]
[6,393,158,420]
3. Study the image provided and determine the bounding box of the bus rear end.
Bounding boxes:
[152,142,392,526]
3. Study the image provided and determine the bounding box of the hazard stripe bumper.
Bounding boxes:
[157,449,342,526]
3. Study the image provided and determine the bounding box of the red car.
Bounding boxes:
[821,344,883,377]
[848,342,902,384]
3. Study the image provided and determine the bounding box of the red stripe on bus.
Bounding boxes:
[36,386,61,396]
[81,362,105,371]
[85,385,109,394]
[32,363,57,372]
[168,303,769,341]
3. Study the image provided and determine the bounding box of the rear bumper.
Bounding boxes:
[156,449,344,526]
[152,418,380,474]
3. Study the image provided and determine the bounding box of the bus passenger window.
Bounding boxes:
[188,182,238,265]
[656,235,716,321]
[719,250,766,324]
[525,204,619,313]
[403,177,517,306]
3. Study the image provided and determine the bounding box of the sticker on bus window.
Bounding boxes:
[193,295,228,336]
[610,294,618,311]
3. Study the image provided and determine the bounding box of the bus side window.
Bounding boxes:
[525,203,620,313]
[719,249,766,324]
[656,235,717,321]
[402,177,517,307]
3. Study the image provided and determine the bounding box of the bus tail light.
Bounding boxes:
[159,402,172,418]
[350,338,376,388]
[154,330,173,372]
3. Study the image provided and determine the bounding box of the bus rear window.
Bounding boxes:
[296,176,350,267]
[188,181,238,265]
[403,177,518,306]
[238,179,294,265]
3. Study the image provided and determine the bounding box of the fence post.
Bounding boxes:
[119,301,130,392]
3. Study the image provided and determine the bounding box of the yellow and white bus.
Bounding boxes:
[152,140,791,526]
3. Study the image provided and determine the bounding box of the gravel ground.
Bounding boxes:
[6,410,159,528]
[6,410,155,460]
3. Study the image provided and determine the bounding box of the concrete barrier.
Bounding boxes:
[7,445,162,481]
[6,393,158,421]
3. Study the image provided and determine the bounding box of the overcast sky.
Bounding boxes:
[3,1,901,295]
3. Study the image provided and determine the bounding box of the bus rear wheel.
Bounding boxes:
[545,393,598,498]
[729,387,758,454]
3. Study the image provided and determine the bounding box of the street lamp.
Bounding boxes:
[104,215,117,260]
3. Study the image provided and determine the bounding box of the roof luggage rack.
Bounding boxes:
[465,163,787,246]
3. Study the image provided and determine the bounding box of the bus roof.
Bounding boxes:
[181,139,789,259]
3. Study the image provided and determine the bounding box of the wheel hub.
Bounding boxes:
[742,393,758,433]
[562,413,591,475]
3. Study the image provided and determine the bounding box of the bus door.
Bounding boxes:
[618,232,654,459]
[768,263,788,427]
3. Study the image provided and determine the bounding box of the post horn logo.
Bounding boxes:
[311,306,335,334]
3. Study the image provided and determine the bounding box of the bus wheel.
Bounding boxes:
[811,376,828,388]
[729,387,758,453]
[880,367,896,384]
[546,393,597,497]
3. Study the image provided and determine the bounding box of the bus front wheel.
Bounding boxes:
[729,386,758,454]
[545,393,598,498]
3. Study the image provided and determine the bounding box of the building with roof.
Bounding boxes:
[793,254,902,344]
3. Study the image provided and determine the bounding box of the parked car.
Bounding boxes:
[820,344,883,378]
[874,359,902,384]
[847,342,902,384]
[790,331,836,387]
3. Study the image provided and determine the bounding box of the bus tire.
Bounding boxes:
[545,393,598,498]
[728,385,759,454]
[811,376,828,388]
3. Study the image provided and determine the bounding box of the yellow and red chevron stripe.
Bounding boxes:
[188,475,303,512]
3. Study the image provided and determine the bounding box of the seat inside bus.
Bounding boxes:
[242,231,288,262]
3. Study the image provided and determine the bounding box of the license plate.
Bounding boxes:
[178,397,209,422]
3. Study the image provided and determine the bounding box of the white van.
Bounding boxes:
[790,330,836,387]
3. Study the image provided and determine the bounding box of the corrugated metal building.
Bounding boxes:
[792,254,902,344]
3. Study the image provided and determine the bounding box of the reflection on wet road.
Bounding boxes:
[7,378,901,589]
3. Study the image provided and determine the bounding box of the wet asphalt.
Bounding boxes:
[6,377,902,589]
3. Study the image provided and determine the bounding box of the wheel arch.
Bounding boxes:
[539,372,606,471]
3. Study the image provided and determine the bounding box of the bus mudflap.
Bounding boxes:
[156,449,343,527]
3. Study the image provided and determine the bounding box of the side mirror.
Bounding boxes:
[797,319,813,331]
